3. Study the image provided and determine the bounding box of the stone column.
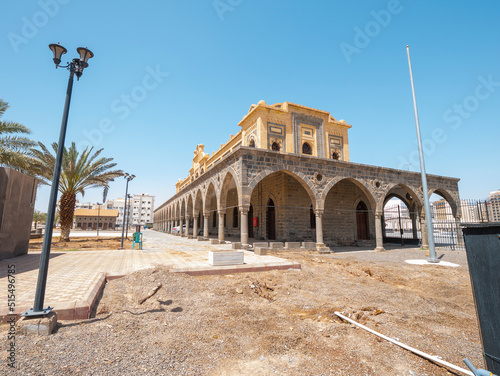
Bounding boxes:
[240,207,249,246]
[455,218,464,248]
[180,217,184,237]
[193,212,199,237]
[203,212,209,239]
[375,212,385,252]
[410,211,418,240]
[218,210,225,243]
[185,215,190,237]
[420,214,429,249]
[315,209,325,247]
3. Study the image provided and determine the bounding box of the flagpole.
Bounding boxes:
[406,45,439,263]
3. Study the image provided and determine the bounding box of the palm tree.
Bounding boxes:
[31,141,123,241]
[0,99,36,171]
[32,210,48,229]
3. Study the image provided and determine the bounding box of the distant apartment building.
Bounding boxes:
[489,190,500,222]
[131,194,155,226]
[106,194,155,227]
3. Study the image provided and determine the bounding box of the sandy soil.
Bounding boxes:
[2,247,483,375]
[28,236,133,252]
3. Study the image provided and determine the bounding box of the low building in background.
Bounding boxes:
[0,168,37,260]
[73,207,119,230]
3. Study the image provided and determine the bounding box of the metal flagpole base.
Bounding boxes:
[21,306,54,317]
[426,258,440,264]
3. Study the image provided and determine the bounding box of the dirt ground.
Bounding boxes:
[28,236,133,252]
[2,247,483,375]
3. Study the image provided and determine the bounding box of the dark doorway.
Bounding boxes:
[356,201,369,240]
[248,204,254,238]
[266,198,276,240]
[103,223,108,230]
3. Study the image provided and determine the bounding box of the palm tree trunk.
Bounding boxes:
[59,192,76,242]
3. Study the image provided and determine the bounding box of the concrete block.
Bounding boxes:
[285,242,301,249]
[302,242,317,250]
[269,242,284,249]
[241,244,251,250]
[318,247,331,254]
[254,247,268,255]
[188,235,194,239]
[253,242,269,248]
[197,236,206,241]
[209,250,244,266]
[232,242,242,249]
[210,239,219,245]
[16,311,58,336]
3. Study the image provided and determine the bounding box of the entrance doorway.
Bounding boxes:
[248,204,254,238]
[356,201,369,240]
[266,198,276,240]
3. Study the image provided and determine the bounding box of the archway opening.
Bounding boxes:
[356,201,369,240]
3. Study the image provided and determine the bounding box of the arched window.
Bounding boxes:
[249,139,255,147]
[271,142,280,151]
[233,207,238,228]
[310,205,316,229]
[302,142,312,155]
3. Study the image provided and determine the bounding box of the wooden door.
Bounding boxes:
[267,199,276,240]
[356,201,369,240]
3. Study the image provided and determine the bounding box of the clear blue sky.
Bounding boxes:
[2,0,499,212]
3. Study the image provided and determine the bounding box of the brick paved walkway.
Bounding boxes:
[0,230,300,321]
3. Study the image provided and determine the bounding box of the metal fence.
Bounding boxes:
[383,199,496,251]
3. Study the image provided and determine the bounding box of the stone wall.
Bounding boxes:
[0,168,37,260]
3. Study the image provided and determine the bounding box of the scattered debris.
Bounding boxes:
[138,282,163,305]
[250,281,275,301]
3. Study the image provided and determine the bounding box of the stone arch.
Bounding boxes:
[248,170,316,242]
[322,177,377,246]
[247,166,317,208]
[381,183,423,214]
[219,168,241,210]
[429,187,460,219]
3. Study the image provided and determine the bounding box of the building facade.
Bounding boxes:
[488,190,500,222]
[154,101,461,252]
[131,194,155,226]
[73,208,119,230]
[107,194,155,228]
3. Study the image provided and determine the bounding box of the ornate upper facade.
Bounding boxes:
[176,101,351,193]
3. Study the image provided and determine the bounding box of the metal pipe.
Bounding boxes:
[334,311,474,376]
[406,45,438,263]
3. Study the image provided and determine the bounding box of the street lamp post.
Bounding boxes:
[126,194,132,239]
[120,174,135,248]
[22,43,94,317]
[96,203,101,238]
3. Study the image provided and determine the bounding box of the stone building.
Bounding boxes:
[153,101,461,252]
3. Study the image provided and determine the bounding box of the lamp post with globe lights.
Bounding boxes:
[22,43,94,317]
